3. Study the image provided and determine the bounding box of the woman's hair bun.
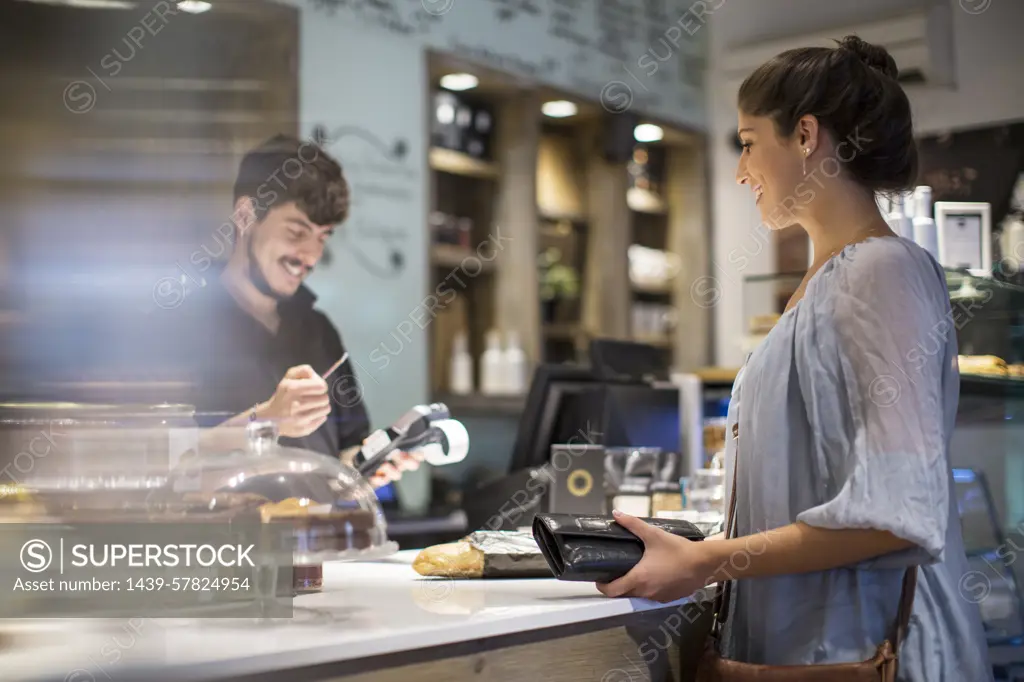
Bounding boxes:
[737,34,918,193]
[836,35,899,80]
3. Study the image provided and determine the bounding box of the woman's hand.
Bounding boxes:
[367,450,424,488]
[596,511,712,603]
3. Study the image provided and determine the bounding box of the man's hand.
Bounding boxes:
[258,365,331,438]
[367,450,424,488]
[596,511,712,603]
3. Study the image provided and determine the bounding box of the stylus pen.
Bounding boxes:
[322,352,349,380]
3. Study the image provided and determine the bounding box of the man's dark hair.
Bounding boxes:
[738,35,918,195]
[233,134,350,225]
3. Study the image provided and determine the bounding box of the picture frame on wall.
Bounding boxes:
[935,201,992,274]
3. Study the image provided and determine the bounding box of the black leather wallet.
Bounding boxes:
[532,513,705,583]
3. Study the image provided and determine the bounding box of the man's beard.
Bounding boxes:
[246,236,291,301]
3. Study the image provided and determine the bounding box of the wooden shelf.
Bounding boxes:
[694,367,740,384]
[538,210,587,224]
[429,147,500,179]
[431,243,497,272]
[631,280,673,295]
[543,323,587,341]
[627,187,668,215]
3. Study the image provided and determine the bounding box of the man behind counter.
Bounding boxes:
[170,134,418,487]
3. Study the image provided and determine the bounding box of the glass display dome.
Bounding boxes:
[160,420,398,566]
[0,407,399,611]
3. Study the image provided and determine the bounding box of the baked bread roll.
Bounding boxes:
[958,355,1008,376]
[413,531,551,579]
[413,542,484,578]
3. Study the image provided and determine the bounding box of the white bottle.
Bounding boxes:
[913,186,939,261]
[902,190,917,220]
[448,332,473,395]
[502,330,528,395]
[887,193,914,240]
[480,329,505,396]
[1000,215,1024,274]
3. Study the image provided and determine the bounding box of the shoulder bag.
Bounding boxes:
[695,421,918,682]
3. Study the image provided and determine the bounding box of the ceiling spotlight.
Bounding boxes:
[439,73,479,92]
[177,0,212,13]
[542,100,577,118]
[634,124,664,143]
[62,0,136,8]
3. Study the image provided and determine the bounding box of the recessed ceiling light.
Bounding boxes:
[542,100,577,118]
[634,124,664,143]
[60,0,136,8]
[177,0,211,13]
[440,73,479,92]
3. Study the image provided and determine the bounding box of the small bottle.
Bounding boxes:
[887,193,914,240]
[449,332,473,395]
[912,186,939,261]
[503,330,528,395]
[902,190,917,220]
[480,329,504,395]
[1001,215,1024,274]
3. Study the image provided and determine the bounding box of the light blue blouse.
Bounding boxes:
[720,237,992,681]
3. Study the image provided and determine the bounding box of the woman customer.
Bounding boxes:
[597,36,992,681]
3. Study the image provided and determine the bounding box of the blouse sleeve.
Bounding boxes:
[793,243,953,563]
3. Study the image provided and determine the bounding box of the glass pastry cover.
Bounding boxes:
[160,420,398,565]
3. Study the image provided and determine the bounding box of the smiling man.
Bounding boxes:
[170,135,416,485]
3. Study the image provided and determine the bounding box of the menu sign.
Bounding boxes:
[307,0,709,130]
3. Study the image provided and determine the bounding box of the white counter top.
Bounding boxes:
[4,551,698,682]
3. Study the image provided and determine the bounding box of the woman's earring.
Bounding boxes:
[802,148,810,176]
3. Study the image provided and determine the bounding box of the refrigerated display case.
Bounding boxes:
[740,267,1024,538]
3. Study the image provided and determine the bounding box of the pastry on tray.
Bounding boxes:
[958,355,1008,377]
[260,497,377,553]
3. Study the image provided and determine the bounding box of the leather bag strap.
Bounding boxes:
[890,566,918,649]
[711,422,740,630]
[711,424,918,650]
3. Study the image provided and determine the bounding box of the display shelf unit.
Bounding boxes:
[428,147,500,179]
[429,243,497,272]
[535,114,589,366]
[426,54,541,399]
[624,136,711,372]
[425,55,713,392]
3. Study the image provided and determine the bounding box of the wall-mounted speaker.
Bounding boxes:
[602,111,640,164]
